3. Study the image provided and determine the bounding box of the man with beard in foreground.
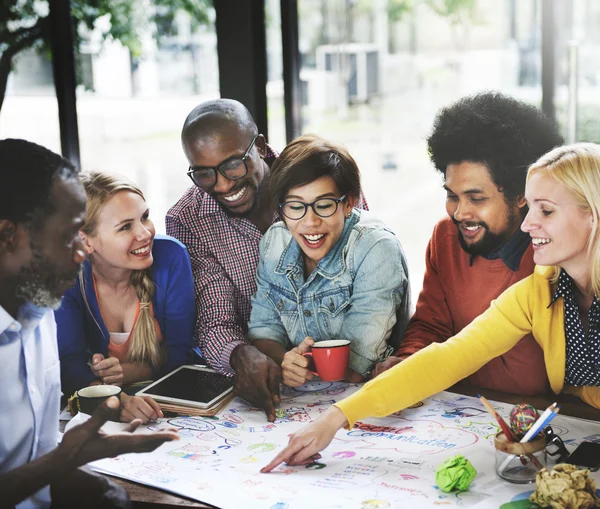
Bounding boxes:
[375,92,563,395]
[0,139,178,508]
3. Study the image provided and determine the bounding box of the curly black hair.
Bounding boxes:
[0,138,78,227]
[427,92,563,201]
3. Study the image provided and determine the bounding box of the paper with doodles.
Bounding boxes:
[86,382,600,508]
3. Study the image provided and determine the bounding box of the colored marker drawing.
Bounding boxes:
[87,384,600,509]
[339,417,480,455]
[456,421,500,440]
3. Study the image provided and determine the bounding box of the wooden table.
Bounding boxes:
[87,383,600,508]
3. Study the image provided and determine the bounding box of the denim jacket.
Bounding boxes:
[247,209,410,375]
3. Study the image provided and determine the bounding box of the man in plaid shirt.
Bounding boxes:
[166,99,367,421]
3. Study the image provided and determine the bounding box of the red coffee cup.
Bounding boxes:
[302,339,350,382]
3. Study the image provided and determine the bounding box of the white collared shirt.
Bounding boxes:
[0,303,61,509]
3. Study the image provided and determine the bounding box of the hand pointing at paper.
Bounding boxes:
[261,406,348,473]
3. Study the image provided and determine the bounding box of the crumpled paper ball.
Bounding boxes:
[530,463,600,509]
[435,454,477,493]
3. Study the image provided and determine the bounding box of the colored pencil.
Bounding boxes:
[478,394,518,441]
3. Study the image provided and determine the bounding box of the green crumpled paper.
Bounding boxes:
[435,455,477,493]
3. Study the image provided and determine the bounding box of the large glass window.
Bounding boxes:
[265,0,287,150]
[1,1,219,233]
[0,46,61,151]
[554,0,600,144]
[74,1,219,233]
[297,0,547,294]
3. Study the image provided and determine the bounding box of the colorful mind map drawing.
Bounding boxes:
[85,383,600,509]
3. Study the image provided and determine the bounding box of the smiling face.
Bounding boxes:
[445,161,527,255]
[183,126,267,216]
[82,190,156,272]
[14,176,87,309]
[283,176,355,274]
[521,172,593,273]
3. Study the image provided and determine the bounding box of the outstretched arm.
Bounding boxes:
[0,397,178,507]
[262,275,538,472]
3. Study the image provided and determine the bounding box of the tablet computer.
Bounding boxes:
[136,365,234,409]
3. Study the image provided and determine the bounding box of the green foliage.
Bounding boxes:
[424,0,477,25]
[0,0,212,59]
[153,0,211,43]
[577,107,600,144]
[556,101,600,144]
[70,0,141,55]
[0,0,212,110]
[388,0,413,23]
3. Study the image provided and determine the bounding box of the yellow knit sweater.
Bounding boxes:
[336,266,600,428]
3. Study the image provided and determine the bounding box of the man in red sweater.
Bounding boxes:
[375,92,563,394]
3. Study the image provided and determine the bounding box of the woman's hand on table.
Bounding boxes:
[120,394,163,423]
[91,354,123,386]
[260,405,348,473]
[281,337,315,387]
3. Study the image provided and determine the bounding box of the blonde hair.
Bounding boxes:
[527,143,600,296]
[80,171,166,369]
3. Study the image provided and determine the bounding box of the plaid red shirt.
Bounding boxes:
[166,144,368,375]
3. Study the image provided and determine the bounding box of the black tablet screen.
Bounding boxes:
[145,368,233,404]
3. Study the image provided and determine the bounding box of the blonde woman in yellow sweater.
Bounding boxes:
[262,142,600,472]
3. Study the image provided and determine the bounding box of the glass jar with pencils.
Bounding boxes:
[494,431,547,483]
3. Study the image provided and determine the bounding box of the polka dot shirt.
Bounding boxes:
[550,269,600,386]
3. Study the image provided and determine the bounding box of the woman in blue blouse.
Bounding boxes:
[56,172,195,421]
[248,134,410,386]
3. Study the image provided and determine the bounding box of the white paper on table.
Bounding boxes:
[84,383,600,509]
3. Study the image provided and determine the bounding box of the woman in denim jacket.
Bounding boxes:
[248,134,410,386]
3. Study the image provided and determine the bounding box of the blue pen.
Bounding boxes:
[528,405,561,441]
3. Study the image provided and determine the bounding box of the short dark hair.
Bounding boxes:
[270,134,362,207]
[0,139,78,226]
[181,98,258,144]
[427,92,563,201]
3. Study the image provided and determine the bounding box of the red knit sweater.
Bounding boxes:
[397,217,549,395]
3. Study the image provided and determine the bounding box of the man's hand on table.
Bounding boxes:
[373,355,403,378]
[230,344,282,423]
[55,396,179,470]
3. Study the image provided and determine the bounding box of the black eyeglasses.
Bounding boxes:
[280,195,347,220]
[545,426,570,463]
[187,135,258,189]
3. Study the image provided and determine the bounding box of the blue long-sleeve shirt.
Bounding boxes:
[55,234,196,395]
